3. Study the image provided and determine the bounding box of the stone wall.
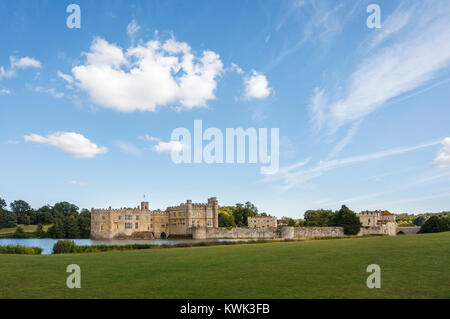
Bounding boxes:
[357,222,397,236]
[192,226,345,240]
[282,226,344,239]
[396,226,420,235]
[192,226,278,240]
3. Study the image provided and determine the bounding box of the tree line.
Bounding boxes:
[0,198,90,238]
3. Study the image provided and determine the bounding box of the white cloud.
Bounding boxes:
[139,134,161,142]
[0,56,41,79]
[310,2,450,134]
[127,19,141,40]
[31,86,64,98]
[57,71,74,83]
[153,140,185,153]
[0,88,11,95]
[244,70,272,100]
[116,142,142,156]
[10,56,41,69]
[24,132,108,158]
[72,36,223,112]
[433,137,450,167]
[69,180,88,186]
[264,139,441,191]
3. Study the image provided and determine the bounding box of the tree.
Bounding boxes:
[413,216,428,226]
[287,218,296,226]
[0,197,6,210]
[332,205,361,235]
[218,211,236,228]
[0,210,17,228]
[36,205,54,224]
[233,203,258,226]
[420,216,449,233]
[53,202,79,218]
[64,216,80,238]
[47,218,66,238]
[10,200,33,225]
[77,209,91,238]
[304,209,334,226]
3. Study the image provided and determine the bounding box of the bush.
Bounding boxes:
[0,245,43,255]
[420,216,449,233]
[53,240,80,254]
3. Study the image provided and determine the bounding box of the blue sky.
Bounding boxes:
[1,0,450,218]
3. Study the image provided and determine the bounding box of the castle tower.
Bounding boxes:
[209,197,219,228]
[141,201,149,211]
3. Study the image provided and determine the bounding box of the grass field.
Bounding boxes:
[0,224,51,235]
[0,232,449,298]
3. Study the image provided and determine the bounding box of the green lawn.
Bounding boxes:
[0,232,449,298]
[0,224,51,235]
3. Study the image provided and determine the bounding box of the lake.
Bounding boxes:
[0,238,252,254]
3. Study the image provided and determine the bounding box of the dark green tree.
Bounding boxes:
[53,202,79,218]
[0,210,17,228]
[332,205,361,235]
[77,209,91,238]
[64,216,80,238]
[420,216,449,233]
[47,218,66,238]
[413,216,428,226]
[10,200,33,225]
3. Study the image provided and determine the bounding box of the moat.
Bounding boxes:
[0,238,253,254]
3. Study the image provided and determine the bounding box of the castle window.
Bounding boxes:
[100,225,104,230]
[102,215,105,220]
[116,224,119,229]
[125,222,132,229]
[207,220,212,226]
[192,220,195,226]
[197,220,200,227]
[135,222,139,229]
[118,216,121,220]
[207,212,212,217]
[125,215,132,221]
[135,215,140,220]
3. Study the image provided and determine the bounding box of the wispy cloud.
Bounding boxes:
[116,142,142,156]
[310,1,450,134]
[264,139,442,191]
[69,180,88,186]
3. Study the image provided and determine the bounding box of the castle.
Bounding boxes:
[90,197,219,240]
[359,210,397,236]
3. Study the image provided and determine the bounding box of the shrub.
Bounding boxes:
[53,240,80,254]
[0,245,43,255]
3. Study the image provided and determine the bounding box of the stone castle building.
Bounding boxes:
[248,215,278,228]
[359,210,397,236]
[91,197,219,240]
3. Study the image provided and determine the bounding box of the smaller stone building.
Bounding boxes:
[359,210,396,227]
[359,210,397,236]
[248,215,277,229]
